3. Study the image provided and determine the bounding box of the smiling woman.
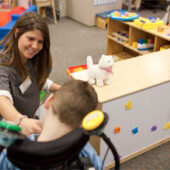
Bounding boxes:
[16,29,44,63]
[0,12,61,136]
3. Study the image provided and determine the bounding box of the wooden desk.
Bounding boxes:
[70,50,170,169]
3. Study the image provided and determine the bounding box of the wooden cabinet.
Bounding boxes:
[70,49,170,169]
[107,17,170,61]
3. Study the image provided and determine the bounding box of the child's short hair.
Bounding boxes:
[52,80,98,128]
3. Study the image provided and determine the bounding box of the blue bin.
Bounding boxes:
[0,5,37,49]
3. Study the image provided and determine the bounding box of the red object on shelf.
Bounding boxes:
[0,6,26,27]
[67,65,87,75]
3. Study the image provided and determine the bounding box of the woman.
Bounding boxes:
[0,12,61,136]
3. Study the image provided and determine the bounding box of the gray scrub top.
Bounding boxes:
[0,60,40,118]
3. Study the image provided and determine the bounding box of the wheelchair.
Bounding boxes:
[0,111,120,170]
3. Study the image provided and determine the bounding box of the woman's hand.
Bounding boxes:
[20,118,42,137]
[0,96,42,136]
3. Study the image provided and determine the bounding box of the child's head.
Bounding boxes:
[1,12,52,89]
[46,80,98,128]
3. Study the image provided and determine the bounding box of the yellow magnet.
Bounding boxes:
[125,100,133,110]
[163,122,170,130]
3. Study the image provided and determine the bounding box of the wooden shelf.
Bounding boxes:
[108,35,153,55]
[107,17,170,61]
[0,0,17,12]
[112,32,129,42]
[128,21,170,41]
[108,35,127,46]
[0,9,11,12]
[124,43,153,55]
[113,52,134,62]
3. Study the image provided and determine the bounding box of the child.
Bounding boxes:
[0,79,103,169]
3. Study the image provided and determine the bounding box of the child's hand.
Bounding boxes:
[20,118,42,137]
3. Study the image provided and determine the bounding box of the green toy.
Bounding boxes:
[40,90,46,101]
[0,121,24,147]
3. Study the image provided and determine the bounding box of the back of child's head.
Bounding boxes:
[52,80,98,128]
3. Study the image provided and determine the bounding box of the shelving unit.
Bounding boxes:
[0,0,17,12]
[107,17,170,61]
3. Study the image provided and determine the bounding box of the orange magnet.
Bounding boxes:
[114,126,121,134]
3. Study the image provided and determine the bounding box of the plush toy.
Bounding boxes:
[87,55,114,87]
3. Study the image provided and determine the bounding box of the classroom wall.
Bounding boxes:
[66,0,123,26]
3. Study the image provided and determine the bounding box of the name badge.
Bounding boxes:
[19,76,32,94]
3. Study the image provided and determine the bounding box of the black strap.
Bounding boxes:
[7,128,89,169]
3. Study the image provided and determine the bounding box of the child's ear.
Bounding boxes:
[44,94,54,109]
[14,28,19,37]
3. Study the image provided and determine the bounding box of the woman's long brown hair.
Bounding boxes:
[0,12,52,90]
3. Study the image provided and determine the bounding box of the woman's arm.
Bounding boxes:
[0,96,42,136]
[43,79,61,92]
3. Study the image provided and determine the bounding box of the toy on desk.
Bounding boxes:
[67,65,87,75]
[134,17,165,30]
[110,10,139,21]
[137,38,154,51]
[87,54,114,87]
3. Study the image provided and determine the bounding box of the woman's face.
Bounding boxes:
[17,29,44,63]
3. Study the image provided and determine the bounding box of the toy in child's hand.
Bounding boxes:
[110,10,139,21]
[0,121,25,147]
[87,54,114,87]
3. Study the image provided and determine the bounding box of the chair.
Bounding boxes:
[36,0,57,23]
[128,0,142,11]
[0,112,120,169]
[7,128,91,169]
